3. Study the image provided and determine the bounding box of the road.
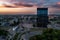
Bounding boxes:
[0,36,6,40]
[20,31,42,40]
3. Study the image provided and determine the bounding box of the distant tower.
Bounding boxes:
[37,8,48,27]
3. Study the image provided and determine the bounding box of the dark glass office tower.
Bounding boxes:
[37,8,48,27]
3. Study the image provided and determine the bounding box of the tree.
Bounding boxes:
[29,28,60,40]
[0,30,8,36]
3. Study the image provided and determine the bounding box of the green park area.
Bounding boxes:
[29,28,60,40]
[0,29,8,36]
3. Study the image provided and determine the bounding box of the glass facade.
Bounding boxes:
[37,8,48,27]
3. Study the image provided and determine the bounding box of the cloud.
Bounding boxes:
[1,0,60,8]
[49,2,60,8]
[48,7,60,15]
[0,0,38,8]
[0,2,37,8]
[4,5,16,8]
[48,2,60,15]
[13,2,34,7]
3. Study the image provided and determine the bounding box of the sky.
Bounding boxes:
[0,0,60,15]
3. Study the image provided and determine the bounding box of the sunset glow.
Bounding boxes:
[0,7,37,14]
[0,1,9,5]
[0,0,37,14]
[0,0,60,14]
[0,7,36,12]
[57,2,60,4]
